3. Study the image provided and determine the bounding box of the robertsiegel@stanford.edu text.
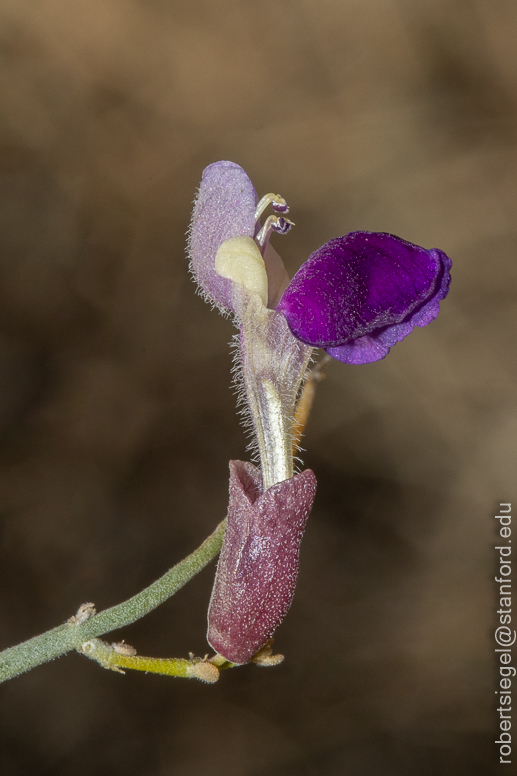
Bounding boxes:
[495,503,514,765]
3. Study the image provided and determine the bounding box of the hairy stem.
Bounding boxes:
[79,638,221,683]
[0,519,226,684]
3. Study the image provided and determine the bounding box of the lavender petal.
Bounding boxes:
[188,161,258,313]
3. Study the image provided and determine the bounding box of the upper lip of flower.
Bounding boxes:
[188,160,259,314]
[188,160,452,365]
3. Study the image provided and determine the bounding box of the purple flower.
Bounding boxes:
[189,161,452,364]
[188,160,451,664]
[208,461,316,665]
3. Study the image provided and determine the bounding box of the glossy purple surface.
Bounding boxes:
[188,161,258,312]
[207,461,317,664]
[277,232,452,364]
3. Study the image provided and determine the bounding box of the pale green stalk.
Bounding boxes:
[0,519,226,684]
[79,638,223,683]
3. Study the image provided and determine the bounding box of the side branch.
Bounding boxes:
[0,519,226,684]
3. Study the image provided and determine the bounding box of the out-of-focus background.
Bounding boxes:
[0,1,514,773]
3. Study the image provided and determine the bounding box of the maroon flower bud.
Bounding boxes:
[208,461,317,665]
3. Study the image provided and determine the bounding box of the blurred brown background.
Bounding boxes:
[0,0,514,773]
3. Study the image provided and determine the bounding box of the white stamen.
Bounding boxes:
[256,216,294,248]
[254,193,289,222]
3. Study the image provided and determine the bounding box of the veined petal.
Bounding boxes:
[207,461,317,665]
[188,161,258,313]
[276,231,452,363]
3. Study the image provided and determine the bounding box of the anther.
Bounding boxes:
[256,215,294,248]
[254,193,289,222]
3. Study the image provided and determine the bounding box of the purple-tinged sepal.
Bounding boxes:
[207,461,317,665]
[188,161,258,313]
[276,231,452,364]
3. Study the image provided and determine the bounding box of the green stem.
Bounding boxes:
[0,519,226,684]
[79,638,222,683]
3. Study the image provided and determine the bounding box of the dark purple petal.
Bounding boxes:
[276,232,452,363]
[188,161,258,313]
[326,247,452,364]
[207,461,317,664]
